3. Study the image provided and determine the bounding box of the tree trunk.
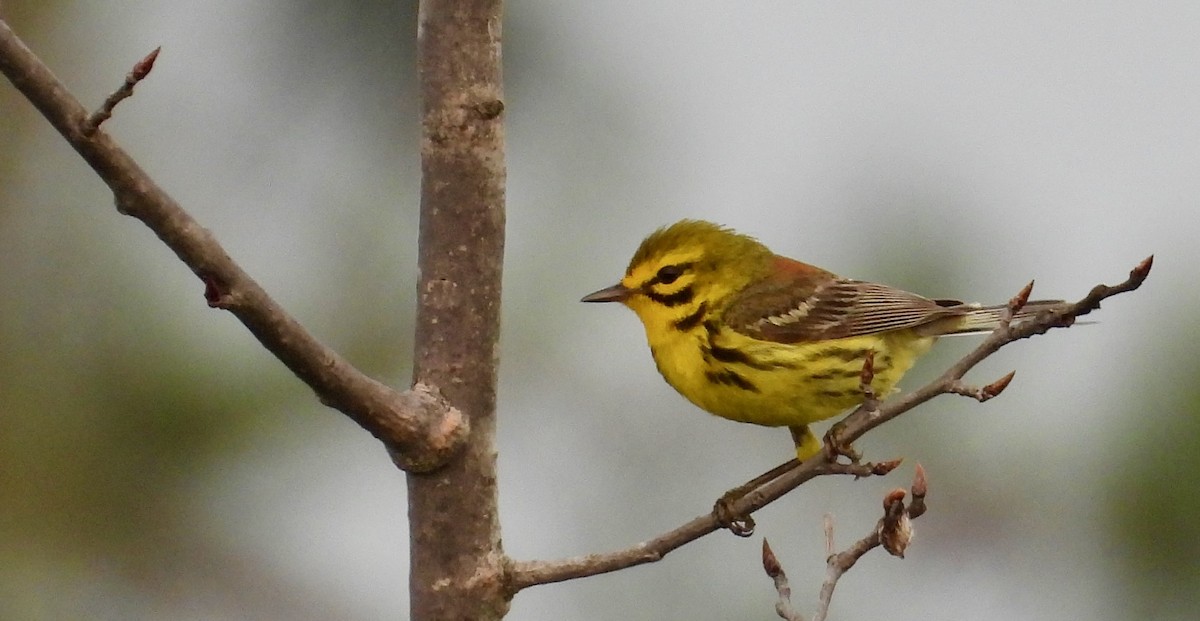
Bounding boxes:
[408,1,508,619]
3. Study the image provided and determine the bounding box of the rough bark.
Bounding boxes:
[408,1,508,619]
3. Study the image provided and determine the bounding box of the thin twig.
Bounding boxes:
[762,540,807,621]
[811,466,928,621]
[947,370,1015,402]
[823,514,835,557]
[85,46,159,132]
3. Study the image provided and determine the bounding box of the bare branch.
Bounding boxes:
[505,459,894,593]
[0,18,467,470]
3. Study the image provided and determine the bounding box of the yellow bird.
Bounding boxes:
[583,220,1061,460]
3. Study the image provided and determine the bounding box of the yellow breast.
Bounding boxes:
[642,319,933,428]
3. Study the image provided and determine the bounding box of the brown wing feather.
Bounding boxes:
[723,257,967,343]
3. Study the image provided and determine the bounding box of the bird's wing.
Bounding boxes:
[724,258,964,343]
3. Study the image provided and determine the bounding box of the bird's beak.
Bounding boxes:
[581,283,631,303]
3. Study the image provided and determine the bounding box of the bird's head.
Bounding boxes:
[581,220,774,328]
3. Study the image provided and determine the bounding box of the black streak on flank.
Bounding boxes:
[709,344,753,365]
[705,369,758,392]
[702,320,797,370]
[672,301,708,332]
[709,344,796,370]
[647,286,694,308]
[803,346,870,363]
[806,361,888,381]
[807,369,857,381]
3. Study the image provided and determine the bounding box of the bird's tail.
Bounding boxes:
[936,300,1069,336]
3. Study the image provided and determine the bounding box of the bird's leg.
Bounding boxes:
[712,458,800,537]
[712,425,821,536]
[790,424,822,460]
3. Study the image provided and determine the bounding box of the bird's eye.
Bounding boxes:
[656,265,684,285]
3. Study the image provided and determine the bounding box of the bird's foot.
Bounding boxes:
[711,459,800,537]
[713,491,756,537]
[823,421,861,463]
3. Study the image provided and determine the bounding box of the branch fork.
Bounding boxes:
[763,464,930,621]
[0,19,469,471]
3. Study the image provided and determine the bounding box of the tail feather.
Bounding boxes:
[938,300,1068,336]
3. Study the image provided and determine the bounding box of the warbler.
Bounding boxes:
[582,219,1062,460]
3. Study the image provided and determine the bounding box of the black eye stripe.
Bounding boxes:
[646,286,694,307]
[672,301,708,332]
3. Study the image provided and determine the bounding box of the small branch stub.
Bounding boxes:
[761,539,805,621]
[86,46,160,131]
[823,514,835,557]
[472,98,505,120]
[1131,255,1154,281]
[1067,255,1153,322]
[1005,279,1035,323]
[980,371,1016,400]
[869,457,904,477]
[859,349,877,401]
[388,383,471,473]
[202,274,229,308]
[909,463,928,518]
[762,539,784,579]
[948,370,1016,402]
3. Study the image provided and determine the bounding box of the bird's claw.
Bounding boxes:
[713,492,756,537]
[823,422,861,463]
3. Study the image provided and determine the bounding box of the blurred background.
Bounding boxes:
[2,1,1197,619]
